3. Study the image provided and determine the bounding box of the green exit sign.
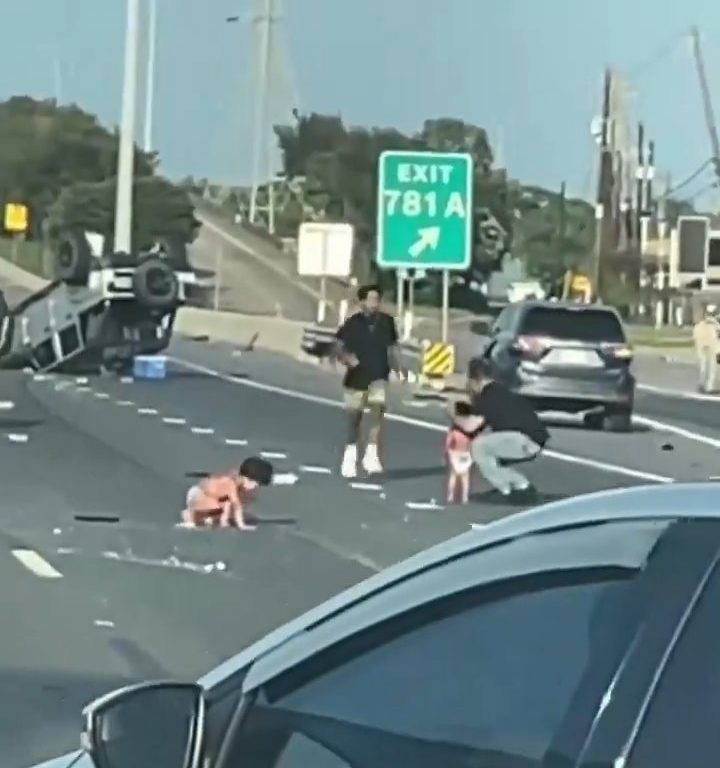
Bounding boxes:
[376,150,473,270]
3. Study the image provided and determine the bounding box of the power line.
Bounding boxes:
[666,159,712,196]
[627,28,688,79]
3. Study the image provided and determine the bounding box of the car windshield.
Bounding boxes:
[520,307,626,343]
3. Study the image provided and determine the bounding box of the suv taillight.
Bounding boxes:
[514,335,548,359]
[601,342,633,360]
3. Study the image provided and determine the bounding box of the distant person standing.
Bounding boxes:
[466,357,548,498]
[693,305,720,393]
[335,284,403,478]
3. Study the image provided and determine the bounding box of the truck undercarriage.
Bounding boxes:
[0,231,195,374]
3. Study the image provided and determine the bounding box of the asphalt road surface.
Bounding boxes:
[2,340,720,766]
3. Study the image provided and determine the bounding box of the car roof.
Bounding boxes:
[199,482,720,690]
[514,300,622,315]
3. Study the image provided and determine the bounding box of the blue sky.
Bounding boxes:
[2,0,720,205]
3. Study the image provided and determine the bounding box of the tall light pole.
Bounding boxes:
[143,0,157,154]
[114,0,141,254]
[249,0,274,226]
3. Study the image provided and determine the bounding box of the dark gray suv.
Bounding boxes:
[472,300,635,431]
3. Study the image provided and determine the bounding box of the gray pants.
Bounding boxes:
[471,431,542,495]
[697,347,717,392]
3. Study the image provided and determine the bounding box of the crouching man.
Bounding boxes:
[466,358,548,500]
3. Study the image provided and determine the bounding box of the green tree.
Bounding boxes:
[46,176,199,255]
[0,96,196,249]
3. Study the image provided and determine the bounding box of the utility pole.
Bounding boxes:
[690,26,720,184]
[249,0,275,227]
[143,0,157,154]
[592,68,613,299]
[114,0,141,255]
[556,181,566,264]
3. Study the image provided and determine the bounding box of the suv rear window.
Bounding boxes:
[520,307,625,342]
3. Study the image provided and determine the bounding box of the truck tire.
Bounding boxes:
[156,237,189,270]
[55,230,92,286]
[132,257,180,310]
[0,289,13,359]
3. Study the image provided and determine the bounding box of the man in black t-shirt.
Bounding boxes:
[466,357,549,498]
[335,284,402,478]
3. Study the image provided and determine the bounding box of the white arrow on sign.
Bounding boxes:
[408,226,440,258]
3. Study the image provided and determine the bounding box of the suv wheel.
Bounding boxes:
[583,411,605,430]
[605,408,632,433]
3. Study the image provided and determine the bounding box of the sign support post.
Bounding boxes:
[318,275,328,324]
[396,270,404,328]
[441,270,450,342]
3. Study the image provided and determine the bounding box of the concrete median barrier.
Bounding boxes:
[176,307,306,357]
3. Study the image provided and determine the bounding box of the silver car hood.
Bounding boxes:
[28,749,89,768]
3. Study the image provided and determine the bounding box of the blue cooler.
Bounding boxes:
[133,355,167,379]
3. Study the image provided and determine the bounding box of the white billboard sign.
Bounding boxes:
[297,222,354,278]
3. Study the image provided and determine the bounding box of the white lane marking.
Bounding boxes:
[12,549,63,579]
[261,451,287,459]
[94,619,115,628]
[54,382,71,392]
[191,426,215,435]
[120,376,134,384]
[350,482,383,491]
[406,500,444,510]
[116,400,135,406]
[33,374,49,382]
[76,377,88,384]
[225,438,248,446]
[637,383,718,401]
[94,392,111,400]
[0,400,14,409]
[163,416,187,425]
[7,433,28,443]
[300,465,332,474]
[470,523,487,530]
[170,357,674,484]
[273,472,299,485]
[76,386,92,393]
[634,415,720,450]
[137,407,158,415]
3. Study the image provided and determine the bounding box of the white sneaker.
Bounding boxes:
[362,443,383,474]
[341,445,358,478]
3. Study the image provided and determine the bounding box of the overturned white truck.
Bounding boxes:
[0,230,195,373]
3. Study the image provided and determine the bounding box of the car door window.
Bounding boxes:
[491,307,514,335]
[227,569,642,768]
[625,554,720,768]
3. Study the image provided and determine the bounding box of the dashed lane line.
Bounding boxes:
[11,549,63,579]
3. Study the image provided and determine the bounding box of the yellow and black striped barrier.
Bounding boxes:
[420,340,455,379]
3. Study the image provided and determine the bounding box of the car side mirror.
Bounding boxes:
[81,681,205,768]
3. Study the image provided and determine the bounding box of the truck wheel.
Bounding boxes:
[55,230,92,286]
[0,289,14,359]
[156,237,189,270]
[132,257,180,310]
